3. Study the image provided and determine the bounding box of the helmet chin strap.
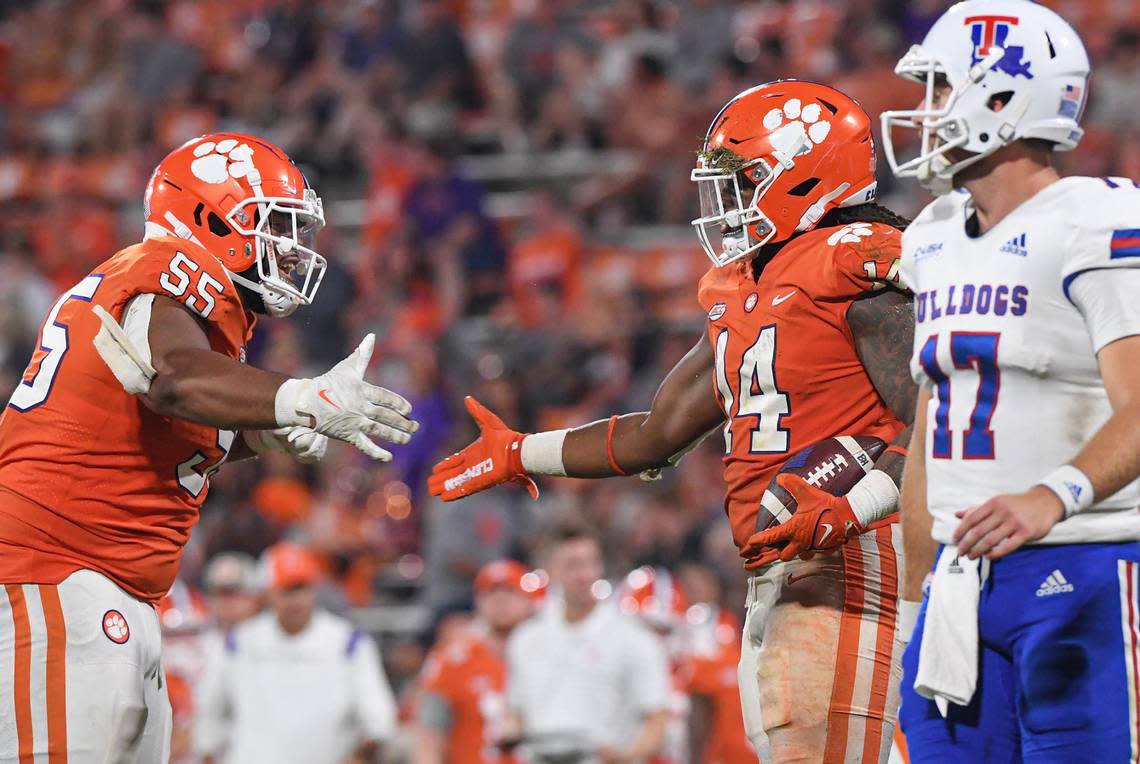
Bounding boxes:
[227,268,300,318]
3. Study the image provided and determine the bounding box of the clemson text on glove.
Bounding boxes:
[443,458,495,492]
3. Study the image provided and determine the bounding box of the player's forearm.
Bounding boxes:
[531,336,722,478]
[873,425,911,488]
[145,348,287,429]
[1053,335,1140,508]
[1069,400,1140,502]
[900,397,935,602]
[558,413,673,477]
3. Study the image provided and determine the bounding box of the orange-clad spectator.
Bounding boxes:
[676,561,752,764]
[413,559,534,764]
[361,139,422,257]
[506,191,583,329]
[680,605,754,764]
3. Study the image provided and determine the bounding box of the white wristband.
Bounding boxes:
[520,430,569,476]
[1037,464,1094,519]
[896,599,922,645]
[274,378,312,428]
[845,469,900,527]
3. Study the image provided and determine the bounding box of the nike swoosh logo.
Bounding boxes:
[786,571,823,586]
[818,523,834,545]
[771,290,797,306]
[317,388,340,409]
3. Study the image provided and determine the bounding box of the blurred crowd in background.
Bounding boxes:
[4,0,1140,742]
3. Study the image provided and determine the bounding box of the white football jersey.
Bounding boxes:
[900,176,1140,545]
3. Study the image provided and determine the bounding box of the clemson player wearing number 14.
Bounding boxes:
[0,133,417,762]
[430,81,919,763]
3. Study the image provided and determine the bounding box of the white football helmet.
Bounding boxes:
[881,0,1089,195]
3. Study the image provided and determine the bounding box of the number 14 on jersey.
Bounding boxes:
[714,325,791,454]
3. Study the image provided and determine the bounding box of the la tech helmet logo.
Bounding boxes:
[965,15,1034,78]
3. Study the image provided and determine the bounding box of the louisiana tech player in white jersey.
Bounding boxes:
[903,177,1140,545]
[881,1,1140,762]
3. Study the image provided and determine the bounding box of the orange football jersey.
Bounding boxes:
[419,629,516,764]
[698,221,905,551]
[0,236,252,602]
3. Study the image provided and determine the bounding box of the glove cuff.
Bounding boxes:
[275,378,313,428]
[508,433,528,477]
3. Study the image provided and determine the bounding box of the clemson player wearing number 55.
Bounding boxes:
[431,82,918,763]
[0,133,418,762]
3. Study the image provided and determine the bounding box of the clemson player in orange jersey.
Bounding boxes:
[429,81,918,764]
[414,560,534,764]
[0,133,417,762]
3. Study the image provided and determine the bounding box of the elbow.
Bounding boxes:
[143,371,193,418]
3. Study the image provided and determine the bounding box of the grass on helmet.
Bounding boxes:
[697,146,749,173]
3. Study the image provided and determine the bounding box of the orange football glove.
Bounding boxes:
[741,474,863,570]
[428,396,538,502]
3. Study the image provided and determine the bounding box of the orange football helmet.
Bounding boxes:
[144,132,326,317]
[692,80,878,266]
[618,566,688,630]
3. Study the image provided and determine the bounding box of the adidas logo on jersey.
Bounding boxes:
[1000,232,1028,257]
[1036,569,1074,597]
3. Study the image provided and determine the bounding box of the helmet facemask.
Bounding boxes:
[691,147,782,267]
[227,189,327,318]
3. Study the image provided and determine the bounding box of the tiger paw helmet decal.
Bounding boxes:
[190,138,257,185]
[763,98,833,158]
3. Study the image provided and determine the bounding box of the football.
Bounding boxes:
[756,435,887,531]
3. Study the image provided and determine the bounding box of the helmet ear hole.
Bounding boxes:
[207,212,232,238]
[987,91,1014,113]
[787,178,821,197]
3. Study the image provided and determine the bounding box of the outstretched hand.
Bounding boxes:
[428,396,537,501]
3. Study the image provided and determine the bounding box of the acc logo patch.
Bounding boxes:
[744,293,759,312]
[102,610,130,644]
[707,302,727,321]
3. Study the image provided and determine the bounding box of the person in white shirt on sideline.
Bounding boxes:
[502,523,671,764]
[194,542,397,764]
[202,551,261,637]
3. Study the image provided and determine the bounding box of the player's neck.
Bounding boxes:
[960,151,1060,235]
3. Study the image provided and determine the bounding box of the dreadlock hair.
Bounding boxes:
[817,202,910,233]
[750,202,910,281]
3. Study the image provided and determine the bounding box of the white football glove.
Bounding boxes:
[244,427,329,464]
[274,334,418,461]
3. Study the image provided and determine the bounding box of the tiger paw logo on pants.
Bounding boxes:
[102,609,130,644]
